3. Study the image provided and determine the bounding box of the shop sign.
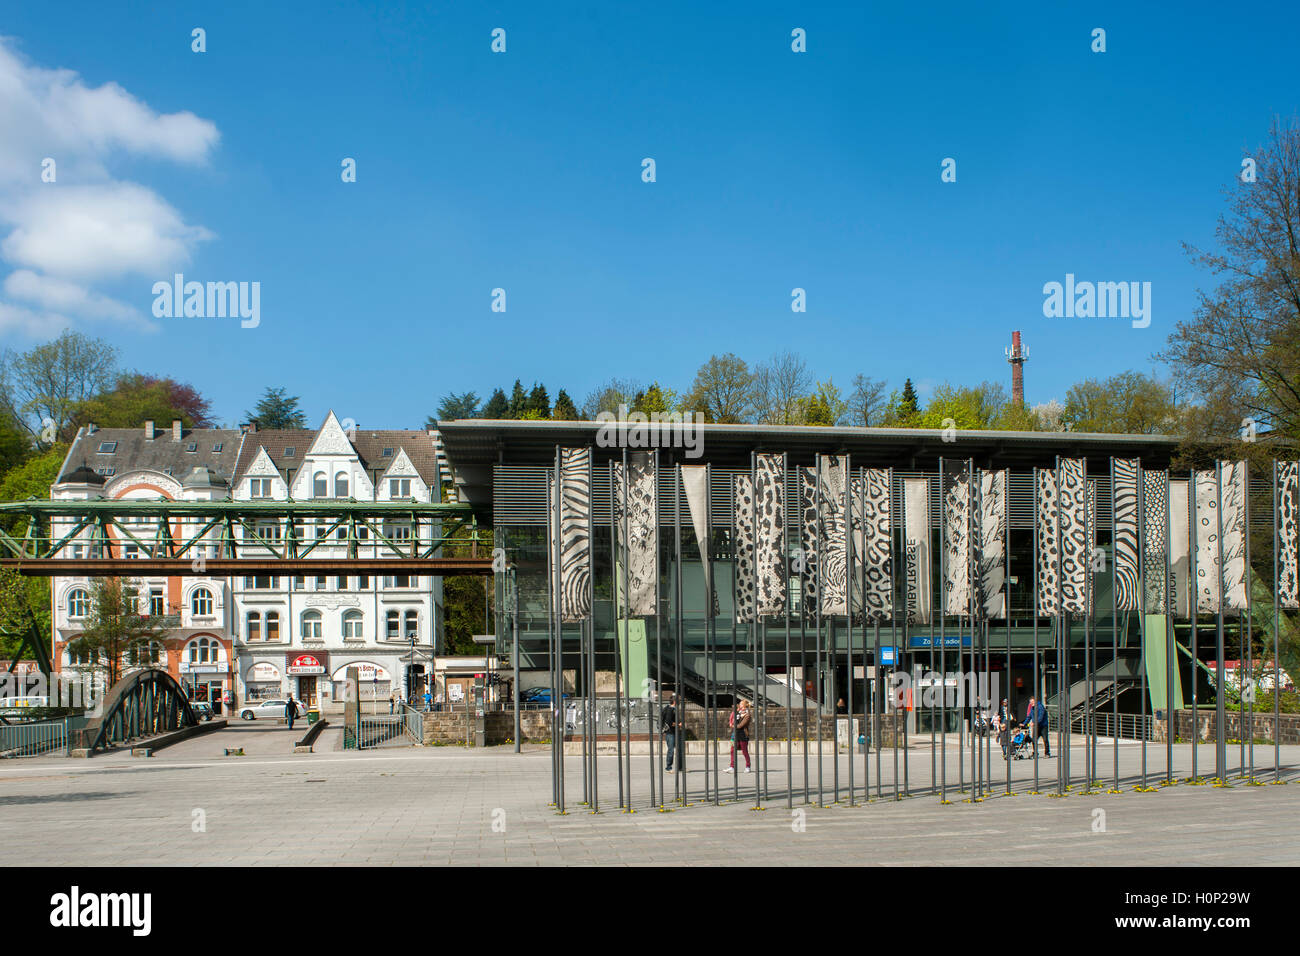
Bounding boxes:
[287,654,326,675]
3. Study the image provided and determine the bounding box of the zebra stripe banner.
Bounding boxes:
[1220,461,1248,611]
[1170,479,1190,619]
[904,477,931,625]
[754,453,787,617]
[817,456,850,616]
[1280,461,1300,610]
[978,470,1008,619]
[943,465,973,617]
[1112,458,1141,612]
[612,451,657,617]
[1194,470,1221,614]
[1142,470,1170,613]
[852,469,894,621]
[557,447,591,623]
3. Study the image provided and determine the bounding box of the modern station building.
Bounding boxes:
[436,419,1215,730]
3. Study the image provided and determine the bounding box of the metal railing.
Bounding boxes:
[0,719,68,757]
[400,703,423,742]
[1050,709,1154,741]
[355,704,423,749]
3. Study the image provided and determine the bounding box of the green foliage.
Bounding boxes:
[67,577,167,687]
[481,388,509,419]
[0,329,119,444]
[632,382,677,416]
[0,444,65,659]
[801,379,848,426]
[1063,371,1180,434]
[508,380,528,418]
[71,373,212,431]
[246,386,308,429]
[552,390,579,420]
[432,391,481,424]
[899,379,919,415]
[527,383,551,418]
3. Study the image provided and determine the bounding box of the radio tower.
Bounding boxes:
[1005,331,1028,406]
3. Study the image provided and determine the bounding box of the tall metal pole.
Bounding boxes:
[1273,461,1281,782]
[611,459,625,809]
[939,459,947,802]
[1138,460,1148,788]
[1190,466,1199,782]
[674,462,684,804]
[587,451,596,812]
[1032,467,1040,792]
[705,461,716,804]
[846,464,856,806]
[1111,458,1120,789]
[815,454,824,806]
[1215,460,1227,779]
[1243,460,1252,780]
[1164,470,1174,785]
[784,453,793,809]
[650,449,660,809]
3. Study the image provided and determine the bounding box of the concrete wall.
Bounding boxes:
[1162,708,1300,745]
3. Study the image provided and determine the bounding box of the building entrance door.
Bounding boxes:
[298,676,318,708]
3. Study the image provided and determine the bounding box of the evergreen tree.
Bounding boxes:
[900,378,919,416]
[481,388,509,419]
[507,380,527,419]
[552,390,579,420]
[527,383,551,418]
[246,387,308,429]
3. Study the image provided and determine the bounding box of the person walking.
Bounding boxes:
[1024,696,1051,757]
[661,693,682,772]
[424,688,433,712]
[725,698,753,773]
[285,694,298,732]
[389,692,396,714]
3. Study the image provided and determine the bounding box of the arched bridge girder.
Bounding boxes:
[88,669,198,752]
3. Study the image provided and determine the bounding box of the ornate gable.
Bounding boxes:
[304,411,357,458]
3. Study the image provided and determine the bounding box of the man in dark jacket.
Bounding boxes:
[286,695,298,731]
[1024,696,1050,757]
[661,693,682,772]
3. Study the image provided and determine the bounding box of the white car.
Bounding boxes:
[238,699,305,721]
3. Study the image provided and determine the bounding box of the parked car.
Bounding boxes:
[189,701,214,721]
[518,687,567,709]
[238,699,305,720]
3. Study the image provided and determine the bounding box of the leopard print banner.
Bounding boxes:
[734,474,757,624]
[1194,470,1221,614]
[754,454,787,617]
[1142,469,1169,614]
[851,469,894,621]
[1059,459,1088,615]
[1280,461,1300,610]
[1036,468,1060,617]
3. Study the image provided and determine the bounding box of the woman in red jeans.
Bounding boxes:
[725,698,753,773]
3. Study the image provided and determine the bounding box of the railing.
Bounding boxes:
[355,705,422,749]
[400,703,423,742]
[0,719,68,757]
[1050,709,1154,741]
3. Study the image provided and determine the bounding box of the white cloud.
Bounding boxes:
[0,37,219,335]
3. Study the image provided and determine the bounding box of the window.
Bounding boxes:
[97,466,116,477]
[186,442,198,452]
[191,587,213,616]
[336,576,347,591]
[150,589,165,617]
[313,472,327,497]
[342,610,363,640]
[255,521,282,542]
[315,576,327,591]
[283,446,295,458]
[68,642,94,666]
[213,442,224,452]
[335,472,349,498]
[128,641,162,666]
[188,637,217,664]
[246,611,261,641]
[68,588,90,618]
[404,610,418,638]
[124,543,139,559]
[381,447,393,458]
[389,478,411,498]
[384,520,412,541]
[386,610,400,639]
[250,478,272,498]
[293,575,304,589]
[97,441,117,454]
[301,610,322,640]
[266,611,280,641]
[244,575,279,590]
[357,575,369,590]
[383,575,415,589]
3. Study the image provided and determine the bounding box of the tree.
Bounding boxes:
[751,351,812,425]
[0,330,119,444]
[246,387,308,429]
[430,391,481,426]
[0,445,65,660]
[66,577,167,689]
[552,390,579,420]
[681,353,754,423]
[481,388,509,419]
[1160,116,1300,443]
[507,380,528,419]
[527,383,551,419]
[802,379,849,426]
[847,374,888,427]
[71,373,214,431]
[581,378,642,419]
[0,413,32,475]
[632,382,678,416]
[900,379,920,416]
[1062,371,1180,434]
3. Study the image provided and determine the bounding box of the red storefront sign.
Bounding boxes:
[286,653,327,675]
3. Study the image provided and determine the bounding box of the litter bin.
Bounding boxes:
[307,709,321,725]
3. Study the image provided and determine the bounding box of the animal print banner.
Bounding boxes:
[557,447,591,622]
[1112,459,1141,612]
[799,467,819,618]
[1170,480,1190,619]
[733,474,757,624]
[1085,478,1098,615]
[978,470,1008,619]
[1036,468,1060,617]
[1220,461,1248,611]
[1280,462,1300,610]
[1142,470,1169,614]
[612,451,656,617]
[818,456,849,616]
[851,469,894,621]
[681,465,717,615]
[943,465,973,616]
[753,454,787,617]
[1058,459,1088,615]
[1193,470,1221,614]
[903,478,931,625]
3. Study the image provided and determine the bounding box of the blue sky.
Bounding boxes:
[1,1,1297,427]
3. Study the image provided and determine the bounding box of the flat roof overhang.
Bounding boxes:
[435,419,1180,520]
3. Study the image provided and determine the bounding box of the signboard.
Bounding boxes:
[180,662,224,674]
[287,654,326,675]
[907,635,972,649]
[878,646,898,666]
[448,684,464,701]
[246,662,281,682]
[331,662,389,682]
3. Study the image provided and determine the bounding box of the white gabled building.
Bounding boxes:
[50,412,447,716]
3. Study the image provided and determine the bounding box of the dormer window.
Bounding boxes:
[213,442,224,452]
[97,441,117,454]
[186,442,198,452]
[381,447,393,458]
[284,447,295,458]
[96,466,116,477]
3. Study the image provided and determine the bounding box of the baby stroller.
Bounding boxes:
[1002,725,1031,760]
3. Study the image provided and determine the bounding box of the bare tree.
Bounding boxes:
[1159,115,1300,443]
[847,374,888,426]
[580,378,643,419]
[681,353,754,423]
[751,350,813,425]
[0,330,118,444]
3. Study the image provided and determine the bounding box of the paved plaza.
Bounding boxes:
[0,724,1296,866]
